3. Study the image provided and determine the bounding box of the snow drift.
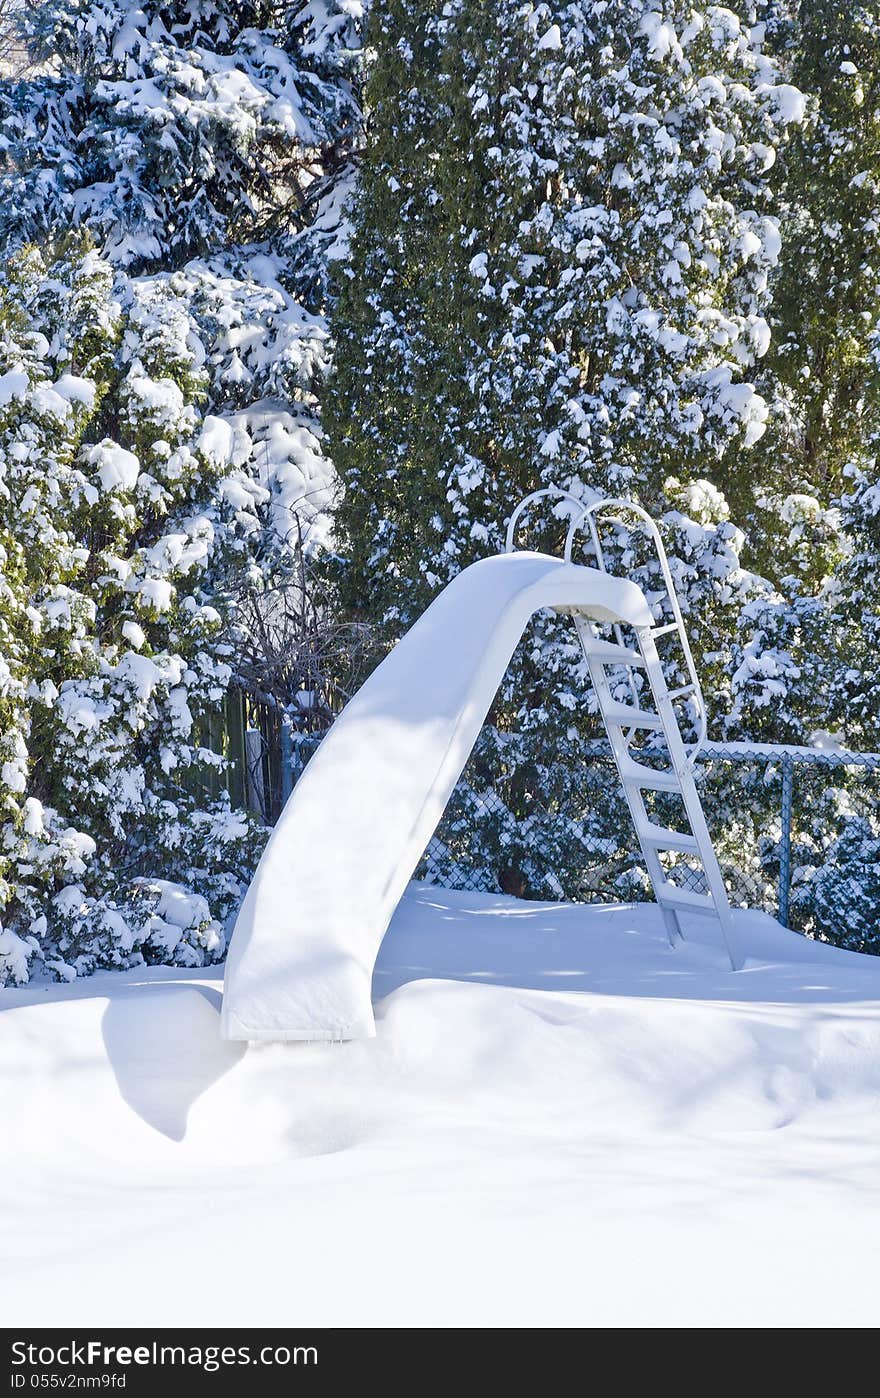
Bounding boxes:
[4,886,880,1328]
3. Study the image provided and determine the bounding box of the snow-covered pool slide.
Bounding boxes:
[222,552,656,1041]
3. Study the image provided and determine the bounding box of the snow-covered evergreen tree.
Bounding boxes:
[331,1,802,621]
[327,0,804,892]
[1,0,363,272]
[759,0,880,500]
[727,1,880,748]
[0,0,365,608]
[0,236,270,986]
[0,4,368,979]
[833,434,880,747]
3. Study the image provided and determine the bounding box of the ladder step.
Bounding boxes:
[604,703,664,730]
[667,683,696,701]
[657,884,715,913]
[651,622,679,638]
[582,639,645,667]
[639,824,700,853]
[619,758,682,792]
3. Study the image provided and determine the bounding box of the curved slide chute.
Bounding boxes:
[222,552,653,1041]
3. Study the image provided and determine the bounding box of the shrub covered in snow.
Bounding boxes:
[730,0,880,755]
[0,3,367,981]
[758,0,880,507]
[791,779,880,954]
[0,0,367,672]
[0,236,266,985]
[0,0,364,273]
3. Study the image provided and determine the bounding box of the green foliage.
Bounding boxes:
[330,0,801,636]
[326,0,812,890]
[0,2,366,981]
[1,0,364,272]
[0,236,265,984]
[760,0,880,500]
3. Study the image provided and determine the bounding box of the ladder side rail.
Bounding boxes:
[578,611,742,969]
[503,489,742,969]
[573,615,681,951]
[580,510,645,715]
[636,625,742,969]
[605,502,708,759]
[565,499,708,762]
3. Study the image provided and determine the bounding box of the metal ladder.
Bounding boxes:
[506,490,742,971]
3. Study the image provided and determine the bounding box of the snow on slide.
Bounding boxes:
[222,552,653,1042]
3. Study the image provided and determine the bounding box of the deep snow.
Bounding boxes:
[4,884,880,1328]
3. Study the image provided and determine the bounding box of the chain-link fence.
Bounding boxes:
[230,713,880,948]
[412,738,880,944]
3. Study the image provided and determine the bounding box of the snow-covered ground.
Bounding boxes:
[4,884,880,1328]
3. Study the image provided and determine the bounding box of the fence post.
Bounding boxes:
[778,754,794,927]
[245,726,267,822]
[224,690,247,809]
[280,719,294,805]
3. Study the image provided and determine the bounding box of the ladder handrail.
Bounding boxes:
[500,488,737,967]
[563,498,708,764]
[504,487,588,554]
[574,613,740,968]
[504,490,709,761]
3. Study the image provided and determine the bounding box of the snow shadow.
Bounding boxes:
[101,985,244,1140]
[372,885,880,1007]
